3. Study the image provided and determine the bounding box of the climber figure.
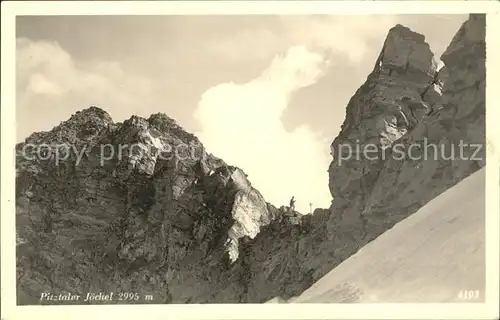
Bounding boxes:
[289,196,296,212]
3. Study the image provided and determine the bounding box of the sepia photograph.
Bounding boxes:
[1,1,499,320]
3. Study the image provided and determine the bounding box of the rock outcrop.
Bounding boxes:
[15,14,485,304]
[362,14,486,231]
[16,108,279,303]
[327,23,443,238]
[327,15,485,237]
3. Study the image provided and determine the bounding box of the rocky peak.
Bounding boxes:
[375,23,436,84]
[329,24,440,202]
[64,106,113,140]
[148,112,177,131]
[16,106,276,303]
[442,14,486,66]
[68,106,114,125]
[123,114,150,130]
[18,106,113,156]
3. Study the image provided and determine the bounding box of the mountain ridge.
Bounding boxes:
[15,14,485,304]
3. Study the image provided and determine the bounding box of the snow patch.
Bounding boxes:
[433,83,442,95]
[143,130,165,150]
[292,168,485,303]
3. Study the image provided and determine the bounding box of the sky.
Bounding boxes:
[16,15,467,212]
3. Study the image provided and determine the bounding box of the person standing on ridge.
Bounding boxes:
[289,196,296,212]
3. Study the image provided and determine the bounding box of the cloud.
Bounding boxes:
[204,15,399,64]
[194,46,333,213]
[205,27,280,62]
[27,73,65,96]
[195,16,403,212]
[16,37,156,140]
[280,15,398,63]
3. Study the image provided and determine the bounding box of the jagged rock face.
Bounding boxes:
[362,14,486,231]
[326,14,485,236]
[16,15,485,305]
[328,24,440,204]
[16,108,275,304]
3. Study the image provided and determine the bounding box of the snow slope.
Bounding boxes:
[293,168,485,303]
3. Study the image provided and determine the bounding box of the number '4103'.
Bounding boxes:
[457,290,480,300]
